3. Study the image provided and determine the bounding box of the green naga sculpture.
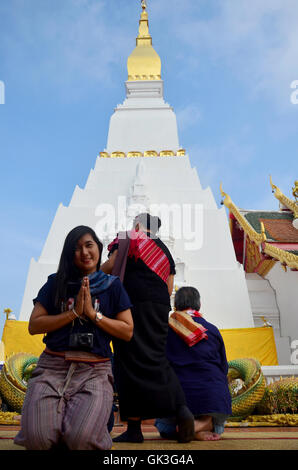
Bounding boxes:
[0,353,38,413]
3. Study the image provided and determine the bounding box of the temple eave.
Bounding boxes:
[220,184,298,272]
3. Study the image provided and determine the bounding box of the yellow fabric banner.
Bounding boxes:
[1,321,278,366]
[0,341,5,362]
[1,321,44,360]
[220,327,278,365]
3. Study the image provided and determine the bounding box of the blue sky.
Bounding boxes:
[0,0,297,336]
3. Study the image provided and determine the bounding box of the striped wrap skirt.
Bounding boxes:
[14,351,114,450]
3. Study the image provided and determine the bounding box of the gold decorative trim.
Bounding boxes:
[293,180,298,202]
[220,184,267,246]
[127,151,143,158]
[263,243,298,270]
[99,150,187,158]
[226,414,298,427]
[144,150,158,157]
[128,75,161,81]
[111,152,126,158]
[257,259,276,277]
[245,237,262,273]
[270,176,298,219]
[159,150,175,157]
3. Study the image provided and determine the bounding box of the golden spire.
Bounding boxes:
[127,1,161,81]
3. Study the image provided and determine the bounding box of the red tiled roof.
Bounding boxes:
[260,218,298,243]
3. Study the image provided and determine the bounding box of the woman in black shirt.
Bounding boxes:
[102,213,194,443]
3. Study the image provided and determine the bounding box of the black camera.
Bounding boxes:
[69,333,94,351]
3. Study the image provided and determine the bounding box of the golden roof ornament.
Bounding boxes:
[3,308,16,321]
[270,176,298,227]
[4,308,12,320]
[292,180,298,203]
[220,183,267,245]
[220,183,298,270]
[127,0,161,81]
[260,316,272,327]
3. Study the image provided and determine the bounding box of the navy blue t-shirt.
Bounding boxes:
[33,273,132,358]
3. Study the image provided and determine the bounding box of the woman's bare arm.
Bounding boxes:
[28,284,85,335]
[89,308,134,342]
[28,303,76,335]
[166,274,174,296]
[83,277,133,342]
[100,249,118,274]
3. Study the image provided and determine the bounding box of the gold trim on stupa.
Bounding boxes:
[127,151,143,158]
[99,149,187,159]
[127,1,161,81]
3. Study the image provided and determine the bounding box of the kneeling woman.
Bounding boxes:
[14,226,133,450]
[156,287,231,441]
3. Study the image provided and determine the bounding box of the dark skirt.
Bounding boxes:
[113,301,186,421]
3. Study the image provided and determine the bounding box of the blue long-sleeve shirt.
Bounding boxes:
[166,315,232,416]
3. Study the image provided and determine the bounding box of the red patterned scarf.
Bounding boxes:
[108,230,171,283]
[169,309,208,347]
[128,230,170,283]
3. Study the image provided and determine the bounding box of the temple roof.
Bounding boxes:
[242,211,298,244]
[220,181,298,272]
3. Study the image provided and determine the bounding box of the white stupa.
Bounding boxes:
[19,2,254,330]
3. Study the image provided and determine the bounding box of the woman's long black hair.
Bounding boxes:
[54,225,103,308]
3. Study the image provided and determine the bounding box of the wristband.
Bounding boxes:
[72,308,79,318]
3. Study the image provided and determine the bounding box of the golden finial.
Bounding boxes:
[219,182,225,199]
[269,175,282,197]
[260,316,272,327]
[292,180,298,202]
[4,308,12,320]
[141,0,147,10]
[219,182,232,208]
